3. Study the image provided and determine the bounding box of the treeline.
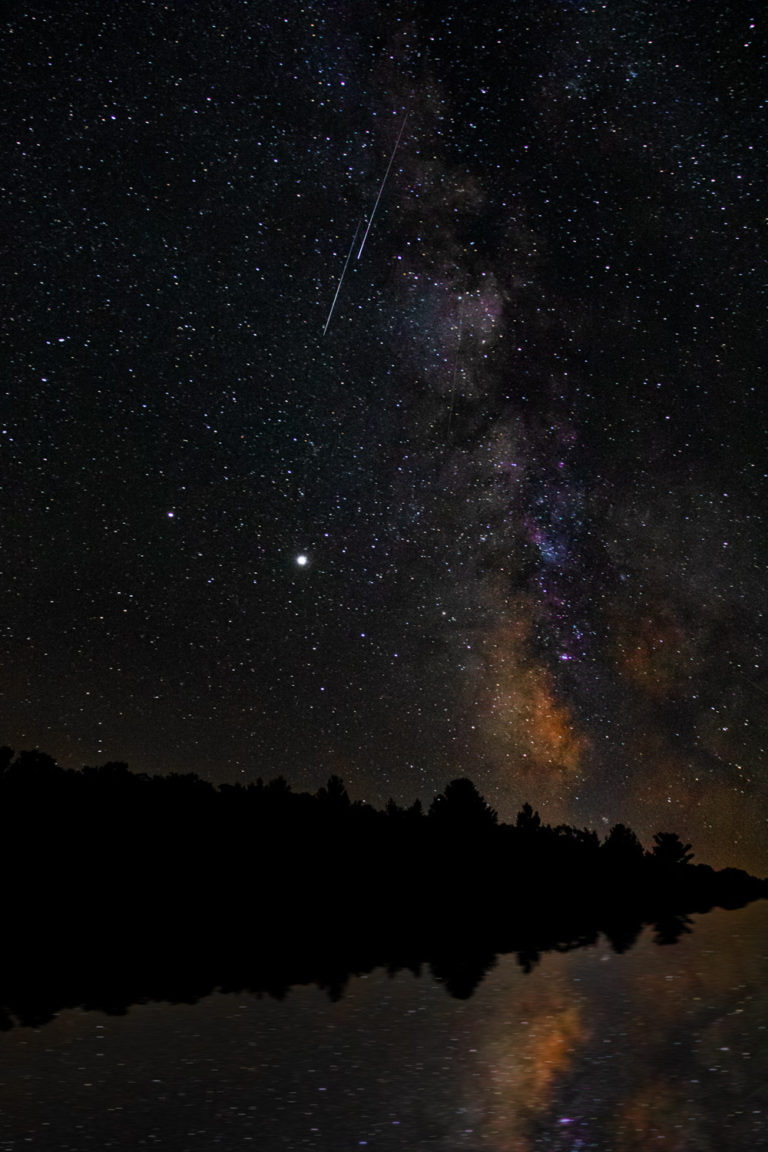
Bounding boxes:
[0,746,764,921]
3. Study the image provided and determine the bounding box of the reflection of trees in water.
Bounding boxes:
[0,907,751,1031]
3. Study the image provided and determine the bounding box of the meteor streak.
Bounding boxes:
[322,217,362,336]
[357,111,408,261]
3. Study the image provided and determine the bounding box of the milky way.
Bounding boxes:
[4,1,766,867]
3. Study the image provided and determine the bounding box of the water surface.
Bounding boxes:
[1,903,766,1150]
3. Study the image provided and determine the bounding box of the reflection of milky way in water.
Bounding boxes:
[0,907,765,1149]
[465,904,768,1150]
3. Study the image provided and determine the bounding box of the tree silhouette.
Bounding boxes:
[317,775,351,809]
[265,775,292,799]
[429,777,498,831]
[5,749,61,785]
[386,798,405,820]
[652,832,694,867]
[602,823,644,866]
[515,802,541,833]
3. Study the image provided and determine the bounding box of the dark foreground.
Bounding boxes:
[1,750,765,1026]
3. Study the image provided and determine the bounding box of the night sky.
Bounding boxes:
[4,0,767,868]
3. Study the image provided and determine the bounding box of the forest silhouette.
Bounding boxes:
[0,747,765,1025]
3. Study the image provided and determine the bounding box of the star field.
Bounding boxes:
[3,0,767,868]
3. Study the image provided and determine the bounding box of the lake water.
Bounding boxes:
[1,902,766,1150]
